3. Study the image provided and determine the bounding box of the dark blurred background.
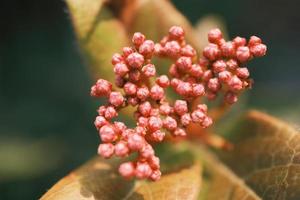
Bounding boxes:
[0,0,299,199]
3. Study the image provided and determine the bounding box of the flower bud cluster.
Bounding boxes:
[91,26,266,181]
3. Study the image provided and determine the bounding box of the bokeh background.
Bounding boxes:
[1,0,300,199]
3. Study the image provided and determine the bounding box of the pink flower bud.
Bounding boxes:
[164,41,181,57]
[173,128,187,137]
[236,67,250,79]
[151,130,165,142]
[139,40,155,56]
[159,103,173,115]
[212,60,227,73]
[150,170,161,181]
[138,117,148,127]
[126,52,144,69]
[221,41,236,57]
[206,91,217,100]
[104,106,118,119]
[191,109,205,123]
[176,81,193,96]
[233,36,246,47]
[250,44,267,57]
[137,86,150,101]
[207,78,221,92]
[135,162,152,179]
[94,116,108,129]
[115,76,125,87]
[150,85,164,101]
[189,64,203,78]
[138,101,152,117]
[228,75,243,92]
[169,26,185,40]
[150,108,160,116]
[128,134,145,151]
[128,70,141,82]
[114,63,129,77]
[208,28,223,43]
[97,106,106,116]
[114,121,127,134]
[99,125,117,142]
[115,141,129,157]
[119,162,135,178]
[225,91,238,104]
[154,43,164,56]
[197,104,208,113]
[135,126,146,136]
[122,47,134,57]
[98,143,114,158]
[181,44,196,57]
[192,83,205,97]
[140,144,154,159]
[199,57,209,67]
[127,97,139,106]
[111,53,123,65]
[174,100,188,116]
[201,117,213,128]
[148,156,160,170]
[92,79,112,97]
[248,36,262,46]
[156,75,170,88]
[169,64,180,77]
[218,71,232,83]
[142,63,156,77]
[124,82,137,96]
[148,116,163,131]
[176,56,192,72]
[132,32,146,47]
[226,59,238,70]
[202,70,213,82]
[163,116,177,131]
[109,91,124,107]
[203,43,221,61]
[236,46,251,62]
[181,113,192,126]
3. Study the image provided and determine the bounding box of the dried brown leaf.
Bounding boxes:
[217,110,300,200]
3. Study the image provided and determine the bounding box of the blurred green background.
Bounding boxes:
[1,0,299,199]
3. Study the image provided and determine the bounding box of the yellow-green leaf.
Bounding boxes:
[66,0,129,81]
[217,110,300,200]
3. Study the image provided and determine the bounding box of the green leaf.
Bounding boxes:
[216,110,300,200]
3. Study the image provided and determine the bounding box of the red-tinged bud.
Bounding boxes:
[109,92,124,107]
[151,130,165,142]
[236,46,251,62]
[250,44,267,57]
[226,59,239,70]
[115,141,129,157]
[221,41,236,57]
[94,116,108,129]
[98,143,114,158]
[124,82,137,96]
[119,162,135,178]
[135,162,152,179]
[174,100,188,115]
[104,106,118,119]
[114,63,129,77]
[212,60,227,73]
[189,64,203,78]
[225,91,238,104]
[150,85,164,101]
[132,32,146,47]
[156,75,170,88]
[142,64,156,77]
[126,52,144,69]
[207,78,221,92]
[139,40,155,56]
[218,71,232,83]
[148,116,163,131]
[99,125,117,143]
[138,101,152,117]
[248,36,262,46]
[164,41,181,57]
[208,28,223,43]
[236,67,250,79]
[128,134,145,151]
[192,83,205,97]
[233,36,246,47]
[111,53,123,65]
[137,86,150,101]
[176,56,192,72]
[122,47,134,57]
[173,128,187,137]
[203,43,221,61]
[128,70,141,82]
[169,26,185,40]
[181,113,192,126]
[150,170,161,181]
[176,81,193,96]
[163,116,177,131]
[181,44,196,57]
[228,75,243,92]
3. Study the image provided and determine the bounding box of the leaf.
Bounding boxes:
[194,146,261,200]
[40,143,202,200]
[66,0,129,81]
[216,110,300,200]
[40,157,135,200]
